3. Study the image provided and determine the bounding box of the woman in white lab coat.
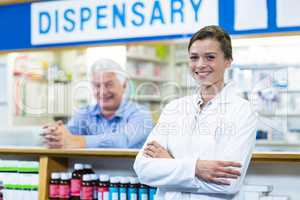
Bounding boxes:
[134,25,257,200]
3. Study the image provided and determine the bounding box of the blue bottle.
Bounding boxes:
[138,184,148,200]
[109,177,119,200]
[127,177,139,200]
[119,177,129,200]
[149,187,157,200]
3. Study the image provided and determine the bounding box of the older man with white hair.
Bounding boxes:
[42,59,154,149]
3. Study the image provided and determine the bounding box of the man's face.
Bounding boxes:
[91,71,125,112]
[188,39,232,86]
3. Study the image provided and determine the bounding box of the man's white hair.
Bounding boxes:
[90,58,128,84]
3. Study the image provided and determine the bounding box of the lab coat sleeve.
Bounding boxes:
[165,101,258,195]
[133,101,199,188]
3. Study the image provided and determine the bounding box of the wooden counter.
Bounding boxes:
[1,146,300,162]
[0,146,138,157]
[252,151,300,162]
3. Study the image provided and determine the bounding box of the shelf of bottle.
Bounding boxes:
[177,84,198,89]
[130,76,167,82]
[259,113,300,117]
[242,89,300,94]
[256,140,300,147]
[127,54,167,64]
[175,59,188,65]
[130,95,162,102]
[231,64,288,70]
[14,114,71,118]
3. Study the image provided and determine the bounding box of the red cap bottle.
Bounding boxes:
[71,163,84,199]
[81,174,93,200]
[59,173,71,200]
[49,172,60,200]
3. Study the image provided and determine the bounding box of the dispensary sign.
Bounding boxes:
[31,0,218,45]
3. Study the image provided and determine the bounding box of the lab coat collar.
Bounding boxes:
[194,81,241,107]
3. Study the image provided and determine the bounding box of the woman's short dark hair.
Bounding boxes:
[188,25,233,60]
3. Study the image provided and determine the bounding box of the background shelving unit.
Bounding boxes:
[5,51,77,126]
[170,43,199,98]
[228,64,300,142]
[3,44,175,126]
[126,44,172,122]
[228,36,300,143]
[127,54,168,64]
[130,75,166,83]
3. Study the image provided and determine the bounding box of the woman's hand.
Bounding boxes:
[195,160,242,185]
[143,141,173,159]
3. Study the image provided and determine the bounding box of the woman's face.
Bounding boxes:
[188,39,232,86]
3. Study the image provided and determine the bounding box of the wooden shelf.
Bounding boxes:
[252,151,300,162]
[0,147,138,157]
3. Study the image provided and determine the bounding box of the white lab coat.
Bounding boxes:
[134,82,258,200]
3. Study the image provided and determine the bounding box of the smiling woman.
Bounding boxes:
[134,25,258,200]
[188,26,233,92]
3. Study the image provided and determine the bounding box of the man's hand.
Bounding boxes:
[42,121,86,149]
[195,160,242,185]
[143,141,173,159]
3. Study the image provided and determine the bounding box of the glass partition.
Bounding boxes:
[0,35,300,151]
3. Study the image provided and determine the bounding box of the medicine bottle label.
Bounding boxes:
[120,188,127,200]
[140,194,148,200]
[109,187,119,200]
[98,187,109,200]
[98,191,109,200]
[71,179,82,196]
[93,185,98,199]
[81,186,93,200]
[128,188,137,200]
[49,184,59,198]
[129,193,137,200]
[138,189,148,200]
[59,185,70,198]
[149,188,157,200]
